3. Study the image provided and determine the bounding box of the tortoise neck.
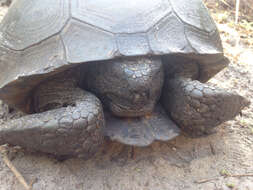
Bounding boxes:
[31,69,79,113]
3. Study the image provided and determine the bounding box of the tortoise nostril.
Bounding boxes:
[132,91,150,103]
[133,94,141,103]
[144,91,150,99]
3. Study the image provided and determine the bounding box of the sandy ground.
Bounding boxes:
[0,3,252,190]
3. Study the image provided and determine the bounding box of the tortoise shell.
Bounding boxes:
[0,0,228,112]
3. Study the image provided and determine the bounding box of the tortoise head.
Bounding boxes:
[83,56,164,117]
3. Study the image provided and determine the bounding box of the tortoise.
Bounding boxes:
[0,0,249,158]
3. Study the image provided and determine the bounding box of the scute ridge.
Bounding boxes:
[71,17,114,34]
[71,0,172,34]
[169,0,216,34]
[61,19,116,63]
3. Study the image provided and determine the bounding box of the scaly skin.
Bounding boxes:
[0,71,105,159]
[162,77,250,137]
[83,57,164,117]
[0,56,250,156]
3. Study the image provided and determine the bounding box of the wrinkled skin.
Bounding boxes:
[0,71,105,159]
[0,56,249,158]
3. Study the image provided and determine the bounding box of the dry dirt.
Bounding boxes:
[0,2,252,190]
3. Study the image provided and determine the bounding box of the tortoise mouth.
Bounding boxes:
[109,101,155,117]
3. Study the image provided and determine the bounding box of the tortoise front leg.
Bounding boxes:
[161,60,250,137]
[0,73,105,159]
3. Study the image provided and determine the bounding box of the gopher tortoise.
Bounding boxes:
[0,0,249,158]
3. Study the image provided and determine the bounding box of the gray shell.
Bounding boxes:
[0,0,228,111]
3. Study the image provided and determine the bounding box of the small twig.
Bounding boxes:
[209,142,216,155]
[227,174,253,178]
[0,146,33,190]
[195,173,253,184]
[219,0,233,8]
[130,146,135,159]
[194,177,219,184]
[29,178,38,188]
[235,0,240,24]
